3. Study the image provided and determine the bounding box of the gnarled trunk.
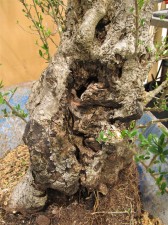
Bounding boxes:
[8,0,155,212]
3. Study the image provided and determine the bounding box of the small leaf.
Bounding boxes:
[139,133,145,141]
[130,130,138,137]
[134,155,140,163]
[147,168,155,174]
[156,175,163,185]
[148,146,158,154]
[0,80,4,88]
[147,134,153,142]
[163,149,168,155]
[138,0,144,9]
[2,108,8,117]
[129,7,134,13]
[140,18,145,26]
[121,130,129,138]
[0,96,5,104]
[99,131,104,140]
[42,44,48,50]
[158,133,165,146]
[39,49,43,57]
[144,156,150,160]
[159,154,166,163]
[108,130,114,137]
[160,182,167,194]
[161,128,168,137]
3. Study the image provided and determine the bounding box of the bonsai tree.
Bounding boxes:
[6,0,168,212]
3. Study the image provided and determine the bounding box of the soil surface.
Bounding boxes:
[0,146,164,225]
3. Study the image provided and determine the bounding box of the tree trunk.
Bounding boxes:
[8,0,155,212]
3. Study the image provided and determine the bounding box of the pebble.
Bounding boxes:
[35,215,50,225]
[98,183,108,196]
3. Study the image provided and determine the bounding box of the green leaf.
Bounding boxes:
[158,133,165,146]
[148,146,158,154]
[138,133,145,141]
[99,131,104,140]
[11,87,17,94]
[163,149,168,155]
[34,0,40,5]
[147,133,153,142]
[138,0,144,9]
[15,104,21,110]
[134,155,140,163]
[0,80,4,89]
[42,44,48,50]
[159,154,166,163]
[2,108,8,117]
[154,160,160,164]
[121,130,129,138]
[130,130,138,137]
[156,175,163,185]
[158,146,164,154]
[161,128,168,137]
[160,182,167,194]
[3,92,10,96]
[96,138,101,143]
[39,49,43,57]
[0,95,4,104]
[129,7,134,13]
[108,130,114,137]
[144,156,150,160]
[45,29,51,37]
[39,14,43,22]
[160,15,166,20]
[129,121,136,129]
[140,18,145,26]
[160,171,168,175]
[98,131,108,142]
[139,155,145,160]
[147,168,155,174]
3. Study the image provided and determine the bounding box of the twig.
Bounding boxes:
[134,0,139,56]
[136,118,168,129]
[17,22,39,36]
[91,211,129,215]
[144,107,165,112]
[148,154,157,168]
[3,99,27,123]
[144,80,168,105]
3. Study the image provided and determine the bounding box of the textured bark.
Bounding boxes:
[8,0,155,212]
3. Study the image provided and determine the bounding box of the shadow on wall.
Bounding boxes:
[0,0,61,86]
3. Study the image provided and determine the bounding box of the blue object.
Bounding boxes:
[137,112,168,224]
[0,82,32,157]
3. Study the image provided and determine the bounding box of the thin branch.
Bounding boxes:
[136,118,168,129]
[148,154,157,168]
[91,211,129,215]
[144,80,168,105]
[134,0,139,56]
[3,99,27,123]
[17,22,39,36]
[144,107,166,112]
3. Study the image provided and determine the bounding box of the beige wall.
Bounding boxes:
[0,1,165,86]
[0,0,60,86]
